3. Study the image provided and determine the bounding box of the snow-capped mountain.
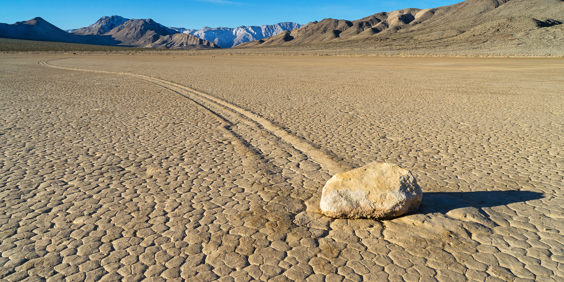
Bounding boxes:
[185,22,303,48]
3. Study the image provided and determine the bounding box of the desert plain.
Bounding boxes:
[1,53,563,281]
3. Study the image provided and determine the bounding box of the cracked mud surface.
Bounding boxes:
[1,54,563,281]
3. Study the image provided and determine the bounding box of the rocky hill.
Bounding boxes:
[238,0,564,54]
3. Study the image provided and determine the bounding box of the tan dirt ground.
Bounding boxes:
[1,54,563,281]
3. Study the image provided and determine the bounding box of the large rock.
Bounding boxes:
[320,162,422,219]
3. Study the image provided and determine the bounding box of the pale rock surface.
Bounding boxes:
[320,162,422,219]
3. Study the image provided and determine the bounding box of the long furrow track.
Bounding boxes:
[39,59,351,176]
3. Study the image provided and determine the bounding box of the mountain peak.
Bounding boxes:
[98,15,128,24]
[25,17,49,25]
[72,15,130,35]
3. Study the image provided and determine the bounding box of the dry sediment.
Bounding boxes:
[1,54,563,281]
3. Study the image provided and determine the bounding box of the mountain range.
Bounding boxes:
[0,16,218,49]
[1,0,563,52]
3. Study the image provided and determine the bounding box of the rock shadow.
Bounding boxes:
[419,190,544,215]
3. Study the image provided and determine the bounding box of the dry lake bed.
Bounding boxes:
[1,54,563,281]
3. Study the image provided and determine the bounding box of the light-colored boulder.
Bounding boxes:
[320,162,422,219]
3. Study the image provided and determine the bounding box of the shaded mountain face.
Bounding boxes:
[0,16,218,49]
[238,0,564,49]
[0,17,80,43]
[185,22,303,48]
[104,19,177,46]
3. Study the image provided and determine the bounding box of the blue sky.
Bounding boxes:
[2,0,461,30]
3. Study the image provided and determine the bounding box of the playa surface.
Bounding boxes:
[1,54,563,281]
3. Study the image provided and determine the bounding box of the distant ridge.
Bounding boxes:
[237,0,564,52]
